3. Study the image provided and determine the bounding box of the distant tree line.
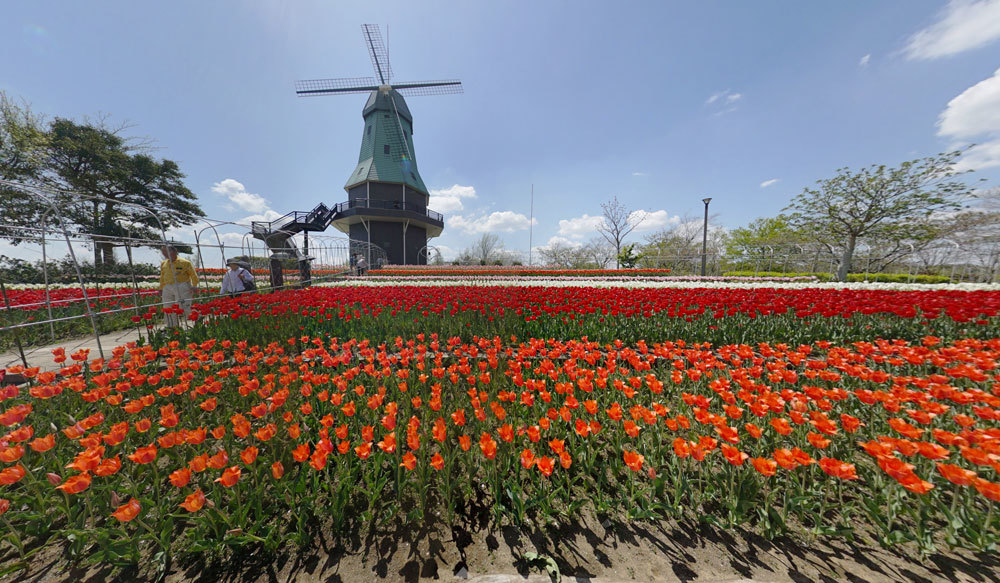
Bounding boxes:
[528,151,997,281]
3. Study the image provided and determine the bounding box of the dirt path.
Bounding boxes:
[7,515,997,583]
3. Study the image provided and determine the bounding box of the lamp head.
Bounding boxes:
[702,197,713,205]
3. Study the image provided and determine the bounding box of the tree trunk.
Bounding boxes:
[837,233,857,282]
[100,242,115,265]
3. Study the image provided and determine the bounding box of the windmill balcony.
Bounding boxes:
[330,198,444,237]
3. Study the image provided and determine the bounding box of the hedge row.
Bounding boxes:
[722,271,952,284]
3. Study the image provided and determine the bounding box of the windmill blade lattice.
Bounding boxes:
[295,77,379,96]
[362,24,392,84]
[394,81,464,97]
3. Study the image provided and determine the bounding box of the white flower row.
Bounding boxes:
[317,279,1000,291]
[6,279,225,290]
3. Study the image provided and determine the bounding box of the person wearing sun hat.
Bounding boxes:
[220,257,255,297]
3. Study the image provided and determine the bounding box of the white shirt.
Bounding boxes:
[221,267,252,294]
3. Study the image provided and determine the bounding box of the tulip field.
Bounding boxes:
[2,280,1000,579]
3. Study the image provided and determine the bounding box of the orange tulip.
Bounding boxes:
[520,448,535,469]
[807,432,831,449]
[752,457,777,477]
[432,417,447,443]
[430,452,444,471]
[128,445,157,465]
[292,443,310,462]
[354,442,372,460]
[111,498,141,522]
[29,433,56,453]
[0,465,26,486]
[458,434,471,451]
[189,454,209,473]
[271,461,284,480]
[773,448,798,471]
[819,457,857,480]
[94,456,122,477]
[974,478,1000,502]
[180,489,206,512]
[169,467,192,488]
[400,452,417,471]
[936,463,977,487]
[721,444,748,466]
[207,450,229,470]
[623,450,644,472]
[377,432,397,453]
[56,472,91,494]
[536,456,555,477]
[479,433,497,460]
[215,466,241,488]
[240,446,259,465]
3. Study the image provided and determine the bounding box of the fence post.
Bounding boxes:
[0,280,29,368]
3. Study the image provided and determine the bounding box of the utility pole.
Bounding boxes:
[701,197,712,276]
[528,184,534,265]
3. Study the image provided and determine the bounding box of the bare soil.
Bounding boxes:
[4,512,999,583]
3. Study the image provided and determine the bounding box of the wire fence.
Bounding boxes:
[0,181,388,364]
[2,180,998,365]
[638,244,999,282]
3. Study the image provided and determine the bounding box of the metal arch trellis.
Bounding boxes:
[3,183,107,362]
[0,180,394,366]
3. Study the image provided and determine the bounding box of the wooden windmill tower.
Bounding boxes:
[296,24,462,265]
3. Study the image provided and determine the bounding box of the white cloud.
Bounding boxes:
[937,67,1000,170]
[937,67,1000,139]
[449,211,536,234]
[706,90,729,104]
[240,210,283,225]
[544,236,583,249]
[558,210,678,239]
[859,54,871,67]
[632,171,648,177]
[429,184,477,213]
[557,214,605,239]
[760,178,780,188]
[630,209,680,232]
[430,244,455,260]
[905,0,1000,60]
[706,89,742,107]
[211,179,271,214]
[954,141,1000,171]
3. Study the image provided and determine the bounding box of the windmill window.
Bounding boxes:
[384,145,390,154]
[366,125,371,135]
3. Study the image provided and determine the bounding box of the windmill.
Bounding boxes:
[295,24,462,265]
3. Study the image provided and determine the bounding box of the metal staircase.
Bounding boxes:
[250,203,337,288]
[250,203,336,259]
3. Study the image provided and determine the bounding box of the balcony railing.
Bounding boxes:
[333,199,443,223]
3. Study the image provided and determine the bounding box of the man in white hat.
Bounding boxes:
[221,258,254,297]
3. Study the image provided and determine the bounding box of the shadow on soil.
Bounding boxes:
[8,508,1000,583]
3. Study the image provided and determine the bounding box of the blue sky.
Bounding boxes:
[4,0,1000,262]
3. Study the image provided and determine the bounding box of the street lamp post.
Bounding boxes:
[701,197,712,276]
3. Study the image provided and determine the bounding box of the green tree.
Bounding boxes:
[617,243,641,269]
[597,196,642,268]
[0,93,50,244]
[0,103,206,266]
[784,152,975,281]
[723,215,806,272]
[45,118,205,266]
